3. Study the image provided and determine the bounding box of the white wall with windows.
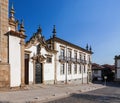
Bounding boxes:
[55,42,91,83]
[116,59,120,79]
[92,69,102,79]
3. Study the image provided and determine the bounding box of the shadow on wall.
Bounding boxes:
[93,81,120,88]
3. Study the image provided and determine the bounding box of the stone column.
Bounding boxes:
[42,62,45,84]
[54,41,57,84]
[20,39,25,87]
[33,59,36,84]
[54,54,57,84]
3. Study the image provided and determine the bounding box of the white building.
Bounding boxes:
[92,63,103,81]
[23,25,93,85]
[0,0,93,88]
[24,27,57,85]
[115,55,120,81]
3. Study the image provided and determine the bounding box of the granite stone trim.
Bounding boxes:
[0,63,10,88]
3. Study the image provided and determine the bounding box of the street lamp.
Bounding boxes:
[104,76,107,86]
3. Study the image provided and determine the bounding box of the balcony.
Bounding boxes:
[72,58,77,63]
[59,55,88,64]
[59,55,66,62]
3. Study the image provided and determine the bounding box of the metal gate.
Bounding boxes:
[35,62,42,84]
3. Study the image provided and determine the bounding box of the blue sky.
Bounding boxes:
[9,0,120,65]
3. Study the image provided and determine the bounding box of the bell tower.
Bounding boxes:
[0,0,10,88]
[0,0,9,63]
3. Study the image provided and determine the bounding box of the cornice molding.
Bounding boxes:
[6,30,26,39]
[48,37,93,54]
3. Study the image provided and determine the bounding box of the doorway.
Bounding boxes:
[35,62,43,84]
[25,54,29,85]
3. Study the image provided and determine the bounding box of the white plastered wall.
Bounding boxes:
[25,45,55,84]
[41,47,55,81]
[9,35,21,87]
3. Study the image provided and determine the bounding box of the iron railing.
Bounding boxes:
[59,55,89,64]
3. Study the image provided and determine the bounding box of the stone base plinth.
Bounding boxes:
[0,63,10,88]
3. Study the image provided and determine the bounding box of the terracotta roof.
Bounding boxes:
[92,63,115,70]
[102,64,115,70]
[92,63,104,70]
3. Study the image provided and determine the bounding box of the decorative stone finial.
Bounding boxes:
[19,19,25,34]
[37,25,42,34]
[52,25,56,37]
[10,3,15,21]
[89,46,92,52]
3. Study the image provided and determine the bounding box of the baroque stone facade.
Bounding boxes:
[0,0,26,88]
[0,0,93,88]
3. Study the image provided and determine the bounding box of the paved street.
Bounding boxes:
[45,82,120,103]
[0,83,104,103]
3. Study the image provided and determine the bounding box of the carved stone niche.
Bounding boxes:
[37,44,41,55]
[32,54,46,63]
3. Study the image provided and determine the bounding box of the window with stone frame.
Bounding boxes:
[74,64,77,74]
[60,49,65,60]
[60,64,65,75]
[68,50,72,60]
[84,54,86,60]
[79,53,82,60]
[46,57,52,63]
[82,53,84,60]
[68,63,72,75]
[74,52,77,59]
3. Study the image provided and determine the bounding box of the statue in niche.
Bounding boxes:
[37,44,41,54]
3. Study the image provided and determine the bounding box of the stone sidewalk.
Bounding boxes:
[0,83,105,103]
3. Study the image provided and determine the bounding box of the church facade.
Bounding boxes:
[0,0,92,88]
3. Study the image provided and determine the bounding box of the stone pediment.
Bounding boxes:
[25,27,57,54]
[25,32,47,49]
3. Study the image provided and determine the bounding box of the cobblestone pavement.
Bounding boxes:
[0,83,105,103]
[44,82,120,103]
[45,93,120,103]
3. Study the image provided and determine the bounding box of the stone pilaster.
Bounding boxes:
[0,0,10,88]
[0,63,10,88]
[42,63,44,84]
[20,39,25,87]
[0,0,9,63]
[33,59,36,84]
[53,40,57,84]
